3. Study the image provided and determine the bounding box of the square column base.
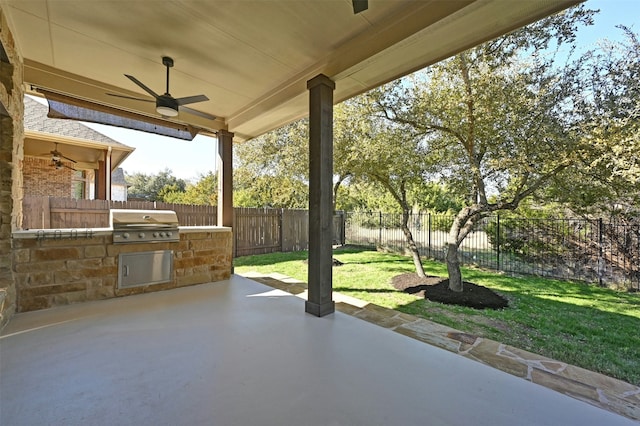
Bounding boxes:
[305,300,335,317]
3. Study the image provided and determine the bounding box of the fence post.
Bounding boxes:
[280,208,284,252]
[233,208,238,258]
[496,214,501,272]
[428,213,432,259]
[43,196,51,229]
[598,218,604,287]
[379,211,382,247]
[338,211,346,246]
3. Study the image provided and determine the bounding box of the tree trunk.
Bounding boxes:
[400,210,426,278]
[446,242,463,292]
[332,180,342,213]
[446,207,471,292]
[372,176,426,278]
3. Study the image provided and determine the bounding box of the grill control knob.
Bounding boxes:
[166,231,173,237]
[139,232,145,239]
[123,233,130,239]
[160,232,166,237]
[153,232,159,238]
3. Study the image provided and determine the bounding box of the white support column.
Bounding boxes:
[306,74,335,317]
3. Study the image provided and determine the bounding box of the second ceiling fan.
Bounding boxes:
[35,143,76,171]
[108,56,216,120]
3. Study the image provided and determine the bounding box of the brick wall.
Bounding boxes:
[12,228,232,312]
[0,6,24,329]
[23,157,74,197]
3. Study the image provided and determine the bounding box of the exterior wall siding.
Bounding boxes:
[111,184,127,201]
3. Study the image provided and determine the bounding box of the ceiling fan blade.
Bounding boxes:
[125,74,160,99]
[58,153,77,163]
[175,94,209,106]
[106,92,154,102]
[352,0,368,14]
[179,105,216,120]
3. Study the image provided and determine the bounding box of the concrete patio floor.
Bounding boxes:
[245,272,640,422]
[1,275,637,426]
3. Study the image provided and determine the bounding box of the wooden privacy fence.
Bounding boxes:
[21,196,217,229]
[21,197,345,257]
[234,208,344,256]
[235,208,305,256]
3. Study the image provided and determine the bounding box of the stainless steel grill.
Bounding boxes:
[110,209,180,244]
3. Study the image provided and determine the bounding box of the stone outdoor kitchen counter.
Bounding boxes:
[12,226,232,312]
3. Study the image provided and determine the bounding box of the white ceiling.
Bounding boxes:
[2,0,580,142]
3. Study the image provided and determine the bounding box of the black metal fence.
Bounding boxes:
[345,212,640,290]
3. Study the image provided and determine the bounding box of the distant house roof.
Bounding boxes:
[111,167,127,186]
[23,96,134,171]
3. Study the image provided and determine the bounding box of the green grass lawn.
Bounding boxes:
[234,246,640,386]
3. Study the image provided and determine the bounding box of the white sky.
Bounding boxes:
[83,122,218,183]
[42,0,640,183]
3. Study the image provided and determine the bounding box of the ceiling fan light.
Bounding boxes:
[156,105,178,117]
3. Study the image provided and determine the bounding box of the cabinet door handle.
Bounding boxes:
[123,265,129,277]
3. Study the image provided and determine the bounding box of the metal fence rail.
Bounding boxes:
[345,212,640,290]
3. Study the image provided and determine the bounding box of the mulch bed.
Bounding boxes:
[391,273,508,310]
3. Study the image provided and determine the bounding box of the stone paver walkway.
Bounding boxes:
[241,272,640,422]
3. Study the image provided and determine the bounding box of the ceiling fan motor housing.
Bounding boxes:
[156,94,179,116]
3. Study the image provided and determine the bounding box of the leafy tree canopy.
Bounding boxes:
[363,5,606,290]
[162,171,218,206]
[125,168,187,201]
[544,26,640,221]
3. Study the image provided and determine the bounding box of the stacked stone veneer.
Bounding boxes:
[12,228,232,312]
[1,6,25,329]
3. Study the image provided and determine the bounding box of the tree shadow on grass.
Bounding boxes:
[333,245,372,254]
[333,287,397,294]
[234,251,309,267]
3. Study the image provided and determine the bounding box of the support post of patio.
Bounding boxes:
[217,130,234,228]
[306,74,335,317]
[96,160,106,200]
[105,147,112,201]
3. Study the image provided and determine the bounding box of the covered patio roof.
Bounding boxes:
[3,0,580,142]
